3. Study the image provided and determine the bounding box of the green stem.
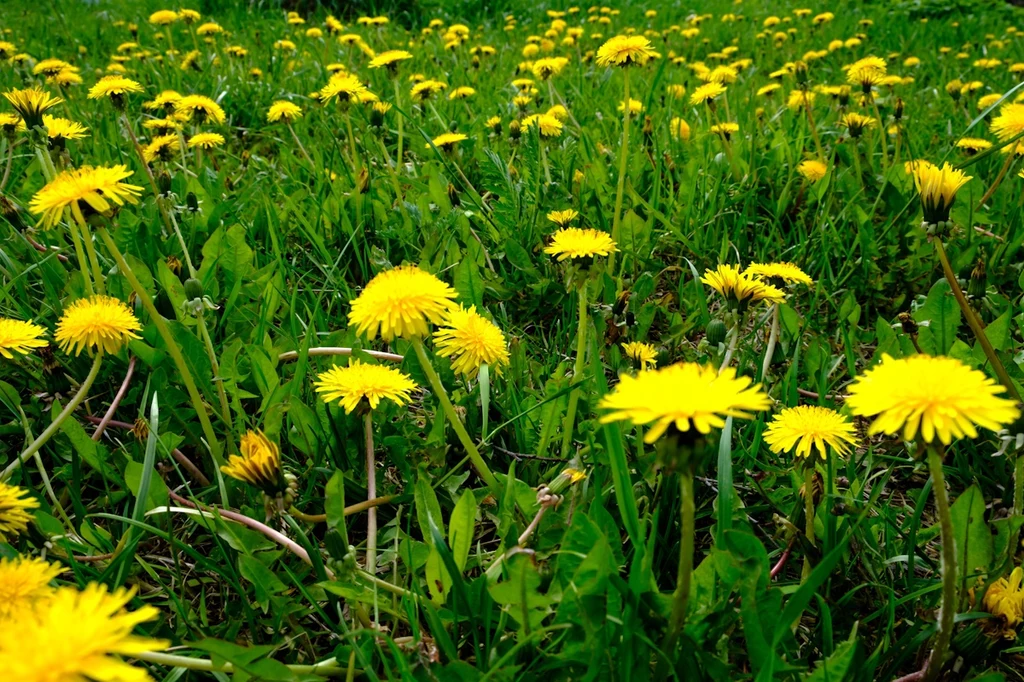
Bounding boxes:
[976,151,1014,210]
[75,217,106,295]
[933,239,1020,402]
[2,351,103,481]
[410,338,499,494]
[1014,454,1024,565]
[668,470,695,639]
[363,411,377,578]
[96,227,228,481]
[560,286,589,458]
[134,651,342,678]
[64,213,95,297]
[802,464,815,582]
[394,80,404,171]
[196,312,233,434]
[923,445,956,682]
[608,68,630,273]
[760,304,780,381]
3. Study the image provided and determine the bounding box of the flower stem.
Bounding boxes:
[802,464,815,582]
[96,226,228,482]
[923,445,956,682]
[976,152,1015,210]
[560,286,589,458]
[287,122,315,170]
[410,338,500,494]
[760,304,780,381]
[196,311,233,434]
[393,80,404,171]
[608,68,630,273]
[134,650,342,677]
[363,411,377,577]
[74,216,106,295]
[64,212,95,296]
[933,239,1020,402]
[668,470,695,640]
[1,351,103,481]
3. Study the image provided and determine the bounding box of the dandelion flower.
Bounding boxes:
[428,132,468,151]
[839,112,877,138]
[985,567,1024,631]
[368,50,413,70]
[143,90,182,112]
[55,295,142,356]
[149,9,179,25]
[29,165,143,229]
[0,319,48,359]
[618,98,644,115]
[448,86,476,100]
[709,122,739,139]
[315,360,417,412]
[702,264,786,305]
[187,132,224,149]
[764,405,858,459]
[992,103,1024,142]
[410,79,447,101]
[321,75,369,104]
[547,209,579,227]
[797,159,828,182]
[0,556,60,621]
[87,75,143,100]
[670,117,691,141]
[690,81,727,105]
[520,113,563,137]
[532,56,570,79]
[267,101,302,123]
[0,482,38,542]
[544,228,618,261]
[599,363,771,442]
[0,583,168,681]
[174,94,226,124]
[910,161,972,225]
[348,265,458,341]
[32,58,72,77]
[42,115,88,143]
[3,87,63,128]
[621,341,658,370]
[847,354,1021,445]
[745,262,814,286]
[143,134,180,163]
[221,430,283,491]
[956,138,992,155]
[433,305,511,377]
[595,35,658,67]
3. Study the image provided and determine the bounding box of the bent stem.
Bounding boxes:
[923,445,956,682]
[760,304,780,381]
[560,286,589,459]
[933,239,1020,402]
[410,337,500,495]
[668,469,696,644]
[2,351,103,481]
[608,68,630,273]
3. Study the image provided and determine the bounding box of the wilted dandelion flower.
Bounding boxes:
[764,406,858,459]
[221,430,283,491]
[29,165,142,228]
[55,295,142,356]
[0,583,168,680]
[985,567,1024,631]
[143,134,180,162]
[599,363,770,442]
[690,81,727,105]
[547,209,579,227]
[0,482,38,541]
[621,341,658,370]
[315,360,417,413]
[428,132,468,151]
[595,35,658,67]
[174,94,226,124]
[702,264,786,305]
[433,305,510,377]
[267,100,302,123]
[187,132,224,149]
[544,228,618,261]
[745,262,814,286]
[0,319,48,359]
[910,161,972,225]
[3,87,63,128]
[847,354,1020,444]
[797,159,828,182]
[348,265,458,341]
[0,556,61,621]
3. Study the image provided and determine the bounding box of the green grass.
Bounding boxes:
[1,0,1024,679]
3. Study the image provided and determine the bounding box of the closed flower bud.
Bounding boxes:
[969,258,987,300]
[185,191,199,212]
[184,277,204,300]
[706,318,727,345]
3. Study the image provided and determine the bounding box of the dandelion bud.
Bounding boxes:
[157,170,172,196]
[894,97,904,122]
[184,277,204,301]
[509,119,521,140]
[0,195,26,230]
[131,417,150,442]
[794,60,809,85]
[968,258,987,300]
[166,255,182,275]
[642,115,653,147]
[185,191,199,213]
[447,182,461,207]
[705,318,727,345]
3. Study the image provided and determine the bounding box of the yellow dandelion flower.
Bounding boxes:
[174,94,226,124]
[0,556,61,621]
[410,79,447,101]
[595,35,658,67]
[599,363,771,442]
[0,583,168,681]
[315,360,417,413]
[50,68,83,87]
[544,227,618,261]
[448,86,476,100]
[690,81,727,105]
[348,265,458,341]
[709,122,739,139]
[54,295,142,356]
[991,102,1024,142]
[701,264,786,305]
[187,132,224,149]
[29,165,143,229]
[32,58,72,77]
[521,113,563,137]
[267,101,302,123]
[143,133,180,162]
[368,49,413,70]
[0,482,38,541]
[764,405,858,459]
[985,567,1024,631]
[149,9,179,25]
[911,161,972,225]
[0,319,48,359]
[621,341,658,370]
[321,75,369,104]
[787,89,815,111]
[143,90,182,111]
[42,114,88,142]
[797,159,828,182]
[618,98,644,115]
[220,430,283,491]
[546,105,569,120]
[433,305,511,377]
[839,112,877,137]
[547,209,579,227]
[847,354,1021,445]
[3,87,63,128]
[428,132,468,150]
[744,262,814,286]
[532,56,570,79]
[670,116,691,141]
[196,22,222,36]
[87,75,143,100]
[956,138,992,155]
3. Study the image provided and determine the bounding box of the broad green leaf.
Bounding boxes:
[913,279,961,354]
[449,489,477,574]
[950,484,993,581]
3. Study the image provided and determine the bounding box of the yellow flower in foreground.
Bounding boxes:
[544,228,618,261]
[0,583,168,681]
[3,87,63,128]
[428,132,468,150]
[187,132,224,149]
[0,318,48,359]
[42,114,88,142]
[745,262,814,286]
[87,75,144,100]
[0,556,61,621]
[764,406,858,459]
[797,159,828,182]
[55,295,142,356]
[985,567,1024,631]
[221,430,282,491]
[547,209,579,227]
[599,363,771,442]
[911,161,972,224]
[621,341,658,370]
[29,165,143,229]
[991,103,1024,142]
[595,35,658,67]
[0,481,38,541]
[433,305,511,377]
[315,360,417,413]
[348,265,458,341]
[702,264,786,305]
[847,354,1020,444]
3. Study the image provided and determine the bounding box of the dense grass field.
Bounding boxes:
[4,0,1024,679]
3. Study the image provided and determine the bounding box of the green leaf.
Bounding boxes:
[415,473,446,545]
[453,258,484,309]
[238,554,288,612]
[191,638,297,681]
[914,279,961,354]
[950,484,994,581]
[324,469,347,545]
[59,413,123,486]
[449,489,477,574]
[803,627,859,681]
